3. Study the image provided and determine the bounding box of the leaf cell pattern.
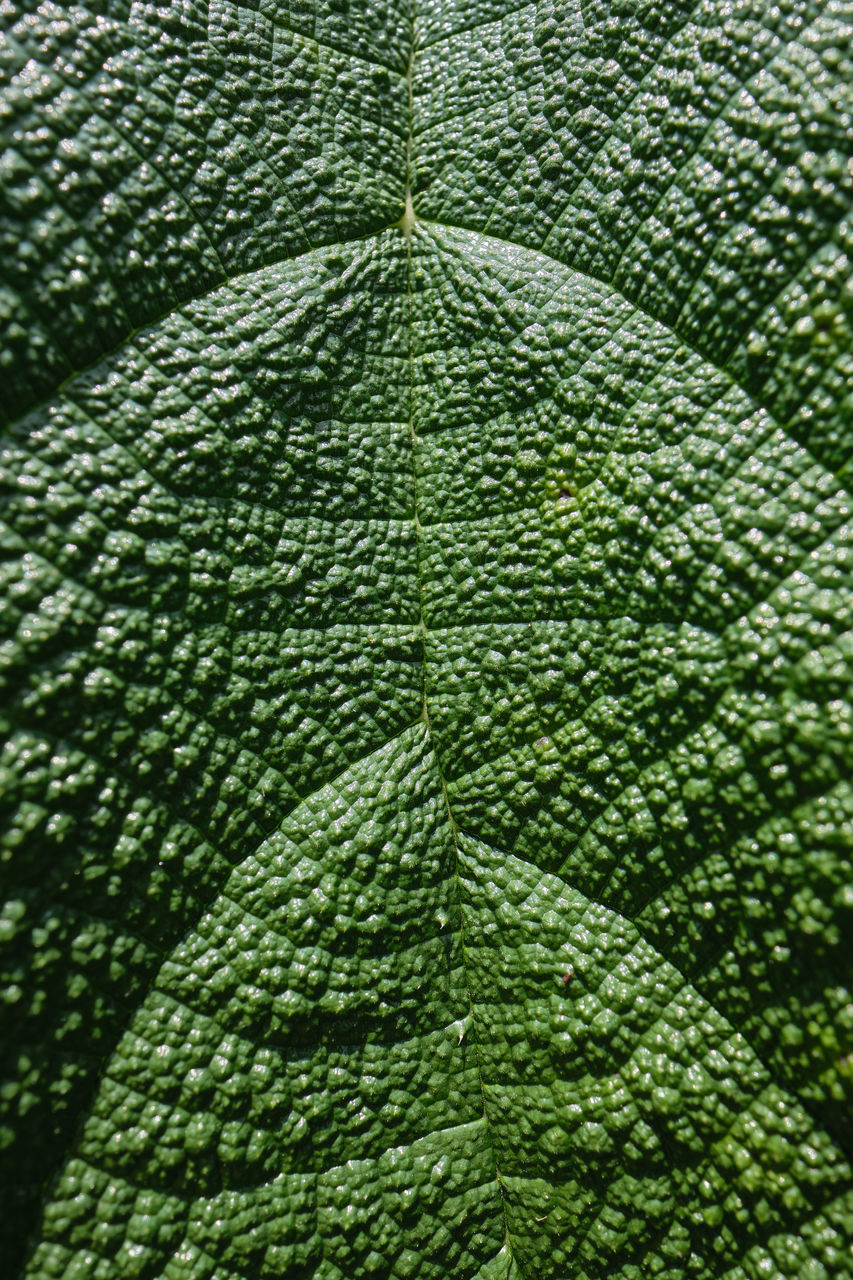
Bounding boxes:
[1,0,851,1277]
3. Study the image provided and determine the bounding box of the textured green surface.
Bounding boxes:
[1,0,851,1276]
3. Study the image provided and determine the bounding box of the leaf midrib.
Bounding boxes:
[403,11,518,1267]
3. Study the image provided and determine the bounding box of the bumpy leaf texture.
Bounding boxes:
[1,0,852,1275]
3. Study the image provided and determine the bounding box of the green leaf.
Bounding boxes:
[1,0,851,1276]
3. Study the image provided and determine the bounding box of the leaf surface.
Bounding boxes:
[1,0,851,1276]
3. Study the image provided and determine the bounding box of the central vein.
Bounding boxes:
[400,12,517,1266]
